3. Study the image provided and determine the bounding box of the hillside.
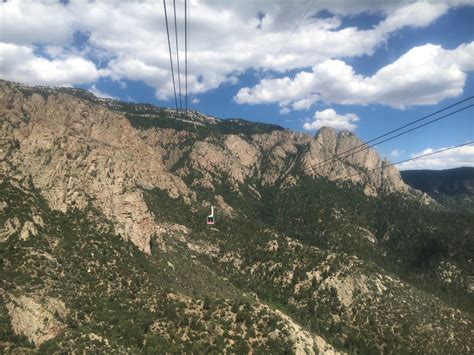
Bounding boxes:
[401,167,474,212]
[1,80,473,353]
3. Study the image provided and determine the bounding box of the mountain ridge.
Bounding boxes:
[1,80,472,353]
[401,167,474,212]
[1,79,425,253]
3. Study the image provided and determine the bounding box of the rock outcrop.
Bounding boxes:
[143,124,410,197]
[0,80,415,252]
[0,81,470,354]
[1,81,190,253]
[273,309,342,355]
[6,294,68,348]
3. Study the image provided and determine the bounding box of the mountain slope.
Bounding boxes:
[1,79,424,253]
[401,167,474,212]
[0,178,340,353]
[1,80,473,353]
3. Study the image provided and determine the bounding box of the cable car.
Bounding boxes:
[207,206,215,225]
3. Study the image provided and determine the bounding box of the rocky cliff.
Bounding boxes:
[1,80,472,353]
[1,81,192,252]
[1,80,414,253]
[140,117,409,196]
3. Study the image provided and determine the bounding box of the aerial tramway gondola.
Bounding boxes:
[207,206,215,225]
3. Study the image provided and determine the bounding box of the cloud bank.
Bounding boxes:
[235,42,474,110]
[1,0,472,104]
[398,144,474,170]
[303,109,359,131]
[0,43,102,86]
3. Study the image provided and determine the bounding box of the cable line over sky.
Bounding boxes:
[332,141,473,182]
[307,96,473,170]
[162,2,472,162]
[303,97,473,173]
[268,0,316,71]
[228,0,316,121]
[163,0,179,119]
[173,0,183,114]
[184,0,188,124]
[163,0,192,132]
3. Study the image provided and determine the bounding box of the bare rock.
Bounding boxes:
[32,214,44,227]
[215,195,234,216]
[274,309,343,354]
[19,221,38,241]
[322,274,370,308]
[0,81,419,254]
[0,217,21,242]
[224,135,258,168]
[6,295,68,348]
[0,82,190,253]
[303,127,411,196]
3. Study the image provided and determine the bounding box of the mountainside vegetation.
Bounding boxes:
[0,179,306,353]
[1,80,473,354]
[401,167,474,212]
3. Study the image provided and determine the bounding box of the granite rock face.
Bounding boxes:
[143,124,411,197]
[1,81,190,253]
[0,81,469,354]
[0,80,415,252]
[6,294,68,348]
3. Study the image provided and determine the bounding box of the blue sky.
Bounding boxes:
[0,0,473,169]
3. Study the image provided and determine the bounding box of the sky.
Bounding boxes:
[0,0,473,170]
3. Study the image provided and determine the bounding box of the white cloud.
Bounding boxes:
[0,42,102,86]
[375,1,448,33]
[1,0,471,99]
[398,144,474,170]
[390,149,403,158]
[90,84,118,100]
[191,97,200,104]
[235,42,474,110]
[303,109,359,131]
[0,0,74,45]
[292,96,320,110]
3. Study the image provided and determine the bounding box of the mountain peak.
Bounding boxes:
[1,79,471,354]
[338,129,354,138]
[0,80,417,252]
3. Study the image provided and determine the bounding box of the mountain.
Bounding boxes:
[1,80,473,353]
[401,167,474,212]
[0,80,422,253]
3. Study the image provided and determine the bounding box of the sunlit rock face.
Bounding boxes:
[0,80,415,252]
[1,81,190,253]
